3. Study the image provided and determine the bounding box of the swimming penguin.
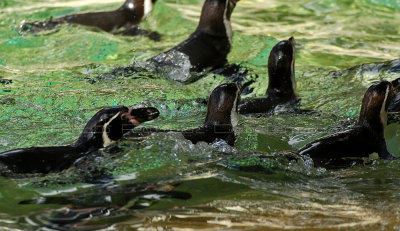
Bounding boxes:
[181,82,241,145]
[0,106,159,174]
[146,0,238,82]
[298,81,397,167]
[129,83,241,145]
[238,37,297,114]
[20,0,159,39]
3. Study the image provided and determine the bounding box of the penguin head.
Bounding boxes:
[76,106,159,149]
[225,0,238,21]
[197,0,238,38]
[391,77,400,90]
[123,0,157,18]
[267,37,296,101]
[359,81,397,131]
[205,82,241,128]
[202,0,238,19]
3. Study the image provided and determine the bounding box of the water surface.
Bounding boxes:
[0,0,400,229]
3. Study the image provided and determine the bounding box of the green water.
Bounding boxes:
[0,0,400,229]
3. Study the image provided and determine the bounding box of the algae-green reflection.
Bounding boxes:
[0,0,400,230]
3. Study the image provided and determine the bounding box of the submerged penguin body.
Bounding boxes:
[21,0,157,36]
[298,81,397,167]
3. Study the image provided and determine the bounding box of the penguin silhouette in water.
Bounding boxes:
[129,83,242,146]
[19,182,191,230]
[298,80,398,167]
[20,0,160,40]
[0,106,159,174]
[238,37,298,115]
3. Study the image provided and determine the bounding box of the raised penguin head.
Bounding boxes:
[205,82,241,128]
[391,78,400,89]
[359,81,397,133]
[197,0,238,42]
[74,106,159,149]
[267,37,296,101]
[122,0,157,21]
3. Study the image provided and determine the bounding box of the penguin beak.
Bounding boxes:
[288,37,296,46]
[240,80,254,94]
[130,107,160,124]
[391,78,400,93]
[392,85,399,96]
[122,107,160,127]
[226,0,238,20]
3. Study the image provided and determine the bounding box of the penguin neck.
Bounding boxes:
[71,114,120,152]
[267,71,296,101]
[197,0,232,42]
[358,113,386,138]
[204,93,239,130]
[358,91,389,138]
[72,132,103,153]
[205,113,232,128]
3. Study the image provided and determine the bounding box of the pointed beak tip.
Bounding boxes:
[147,107,160,118]
[288,36,295,45]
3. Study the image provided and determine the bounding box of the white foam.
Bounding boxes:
[148,50,199,83]
[115,172,138,181]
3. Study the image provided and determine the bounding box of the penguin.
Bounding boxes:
[0,78,12,85]
[146,0,238,82]
[181,82,241,145]
[238,37,297,114]
[20,0,159,39]
[0,106,159,174]
[298,81,398,167]
[129,82,242,146]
